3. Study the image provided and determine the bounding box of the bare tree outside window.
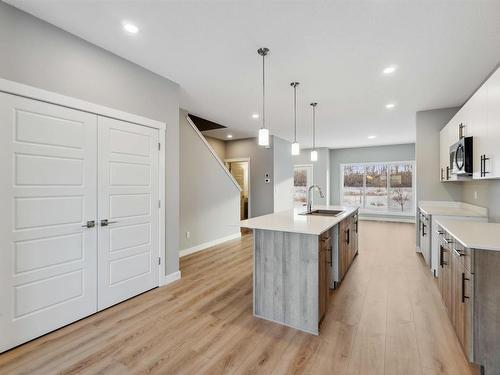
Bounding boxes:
[391,187,411,212]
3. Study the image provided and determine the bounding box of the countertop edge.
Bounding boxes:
[435,219,500,252]
[240,206,359,236]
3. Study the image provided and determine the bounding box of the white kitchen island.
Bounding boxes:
[240,206,359,335]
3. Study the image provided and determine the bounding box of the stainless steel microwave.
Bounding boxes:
[450,136,473,176]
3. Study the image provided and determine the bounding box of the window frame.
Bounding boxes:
[340,160,416,216]
[293,164,314,208]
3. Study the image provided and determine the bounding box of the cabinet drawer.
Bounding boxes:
[452,241,472,272]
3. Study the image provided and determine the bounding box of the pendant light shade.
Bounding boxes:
[290,82,300,155]
[310,150,318,161]
[258,128,270,146]
[257,47,270,147]
[310,102,318,162]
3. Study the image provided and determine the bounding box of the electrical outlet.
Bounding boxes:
[474,191,478,200]
[186,231,191,239]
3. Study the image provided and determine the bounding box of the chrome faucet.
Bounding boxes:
[307,185,324,213]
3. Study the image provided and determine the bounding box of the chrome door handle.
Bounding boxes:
[100,219,118,226]
[81,220,95,228]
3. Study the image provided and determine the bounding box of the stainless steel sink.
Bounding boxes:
[301,209,344,217]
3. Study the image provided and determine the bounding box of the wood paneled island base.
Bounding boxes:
[242,206,359,334]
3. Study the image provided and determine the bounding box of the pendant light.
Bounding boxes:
[257,47,270,146]
[310,102,318,161]
[290,82,300,155]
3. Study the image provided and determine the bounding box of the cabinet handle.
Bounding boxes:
[446,166,450,180]
[453,247,465,257]
[346,228,350,245]
[422,223,426,237]
[462,272,470,303]
[437,230,444,235]
[439,246,448,266]
[328,247,333,266]
[481,154,491,177]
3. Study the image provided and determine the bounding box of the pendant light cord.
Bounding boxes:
[311,102,317,149]
[293,84,297,142]
[313,105,315,149]
[262,53,265,131]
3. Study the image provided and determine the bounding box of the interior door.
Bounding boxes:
[0,93,98,353]
[97,116,159,310]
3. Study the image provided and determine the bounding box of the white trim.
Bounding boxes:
[158,128,166,286]
[160,271,181,287]
[0,78,166,131]
[179,232,241,257]
[185,115,242,192]
[0,78,169,288]
[225,158,251,218]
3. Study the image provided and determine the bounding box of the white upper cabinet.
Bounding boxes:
[439,126,449,181]
[440,65,500,181]
[469,84,489,179]
[483,68,500,179]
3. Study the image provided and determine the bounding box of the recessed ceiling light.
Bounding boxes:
[251,113,259,119]
[227,134,233,139]
[122,22,139,34]
[383,65,398,75]
[368,135,377,139]
[385,103,396,109]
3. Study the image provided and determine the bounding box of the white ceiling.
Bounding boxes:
[7,0,500,148]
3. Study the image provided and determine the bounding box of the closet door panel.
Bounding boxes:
[97,116,159,310]
[0,93,98,353]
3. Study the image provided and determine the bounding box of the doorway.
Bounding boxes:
[225,158,250,221]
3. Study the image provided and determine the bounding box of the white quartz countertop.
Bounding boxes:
[418,202,487,217]
[436,219,500,251]
[240,205,358,235]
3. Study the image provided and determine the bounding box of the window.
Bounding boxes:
[341,161,415,214]
[294,165,313,208]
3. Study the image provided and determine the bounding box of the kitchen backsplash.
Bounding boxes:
[462,180,500,223]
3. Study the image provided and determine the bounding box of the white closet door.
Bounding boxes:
[0,93,98,353]
[97,116,159,310]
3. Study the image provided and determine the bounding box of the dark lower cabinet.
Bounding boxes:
[438,226,500,375]
[451,248,473,360]
[339,212,358,281]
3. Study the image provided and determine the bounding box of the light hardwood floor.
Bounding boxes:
[0,221,477,375]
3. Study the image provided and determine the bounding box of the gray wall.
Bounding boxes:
[293,148,330,205]
[225,138,274,217]
[0,3,180,276]
[416,108,462,204]
[179,110,240,250]
[205,136,226,161]
[273,136,294,212]
[329,143,416,205]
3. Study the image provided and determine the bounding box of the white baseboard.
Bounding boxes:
[360,216,416,224]
[179,232,241,258]
[160,270,181,287]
